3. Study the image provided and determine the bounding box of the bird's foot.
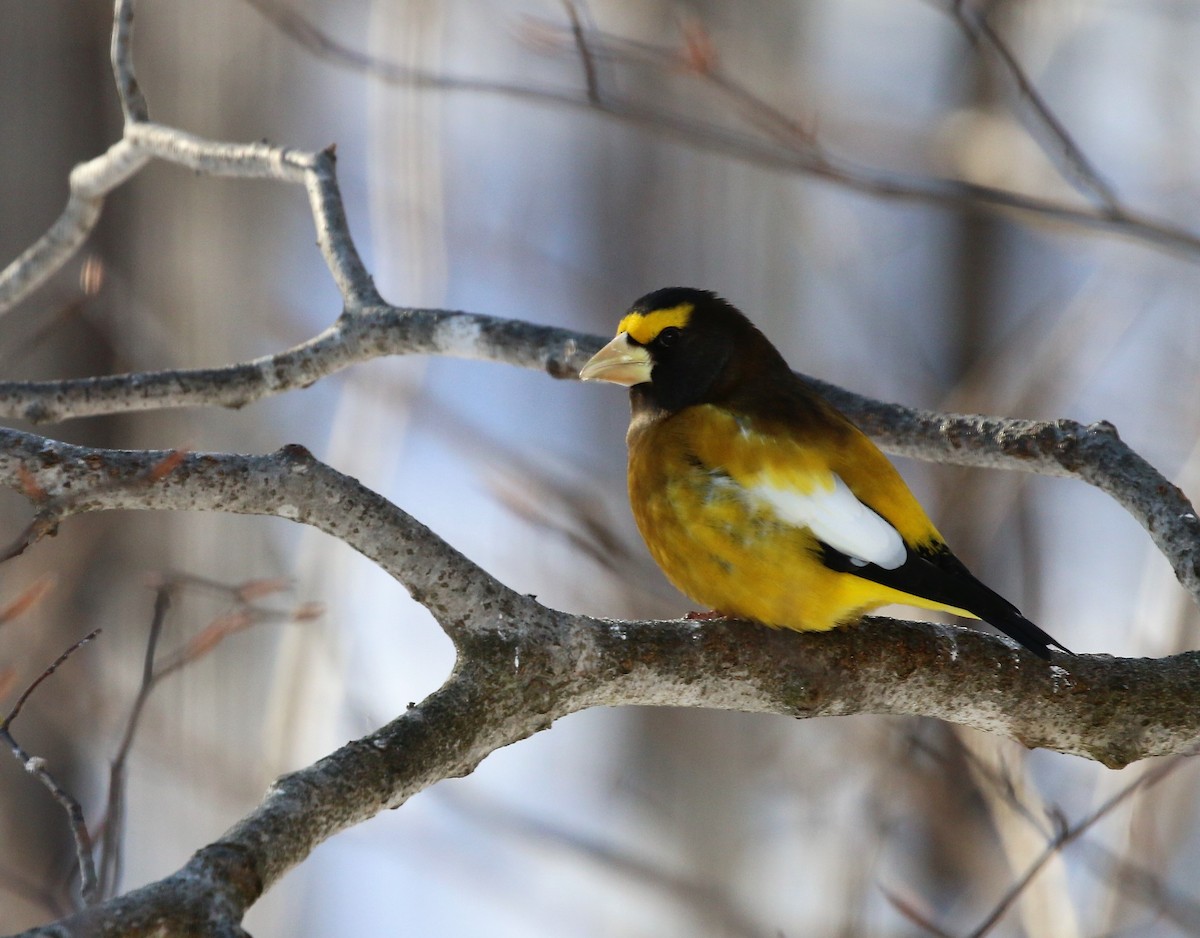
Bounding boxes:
[685,609,727,621]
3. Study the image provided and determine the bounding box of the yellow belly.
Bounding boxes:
[627,411,963,631]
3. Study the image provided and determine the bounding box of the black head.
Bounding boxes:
[580,287,791,412]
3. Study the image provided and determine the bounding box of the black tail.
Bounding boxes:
[966,597,1070,661]
[821,542,1072,660]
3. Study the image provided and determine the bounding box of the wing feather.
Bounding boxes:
[749,474,906,569]
[685,406,909,568]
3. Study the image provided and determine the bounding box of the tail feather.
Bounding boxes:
[821,541,1072,660]
[964,594,1071,661]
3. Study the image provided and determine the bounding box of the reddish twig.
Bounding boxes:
[0,574,56,627]
[880,885,958,938]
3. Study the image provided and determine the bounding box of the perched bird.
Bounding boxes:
[580,287,1070,660]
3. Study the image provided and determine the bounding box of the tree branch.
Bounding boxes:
[0,427,1194,770]
[0,308,587,423]
[242,0,1200,263]
[0,3,379,316]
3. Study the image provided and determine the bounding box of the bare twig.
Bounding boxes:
[1,630,102,732]
[563,2,601,104]
[111,0,148,123]
[532,21,818,149]
[0,308,589,423]
[964,755,1194,937]
[96,586,170,899]
[0,511,65,564]
[0,448,189,565]
[0,125,381,313]
[0,138,149,315]
[880,885,959,938]
[944,0,1121,212]
[235,0,1200,262]
[1,629,103,906]
[93,575,312,899]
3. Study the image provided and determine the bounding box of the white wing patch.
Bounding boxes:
[748,473,907,570]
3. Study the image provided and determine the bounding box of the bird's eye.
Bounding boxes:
[657,327,681,348]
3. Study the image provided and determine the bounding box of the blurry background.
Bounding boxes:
[2,0,1200,935]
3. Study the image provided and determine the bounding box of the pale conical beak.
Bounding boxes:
[579,333,653,387]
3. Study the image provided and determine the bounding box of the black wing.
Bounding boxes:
[819,541,1071,660]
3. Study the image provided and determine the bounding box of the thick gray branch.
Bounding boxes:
[0,308,586,423]
[0,426,1193,771]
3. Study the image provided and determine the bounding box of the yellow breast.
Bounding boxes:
[627,406,964,631]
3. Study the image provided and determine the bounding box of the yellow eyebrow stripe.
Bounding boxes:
[617,302,694,345]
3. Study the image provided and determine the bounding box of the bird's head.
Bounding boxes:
[580,287,787,412]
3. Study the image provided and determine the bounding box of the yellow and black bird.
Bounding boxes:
[580,287,1070,660]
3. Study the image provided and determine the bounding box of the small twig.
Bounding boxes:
[0,138,148,316]
[151,571,292,604]
[880,885,958,938]
[1,629,101,732]
[532,18,818,149]
[0,511,62,564]
[93,575,314,898]
[944,0,1121,213]
[0,448,189,567]
[0,105,378,316]
[96,586,170,898]
[563,2,601,104]
[238,0,1200,264]
[111,0,148,123]
[964,753,1195,937]
[0,628,103,906]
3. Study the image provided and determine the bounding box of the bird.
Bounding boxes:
[579,287,1071,660]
